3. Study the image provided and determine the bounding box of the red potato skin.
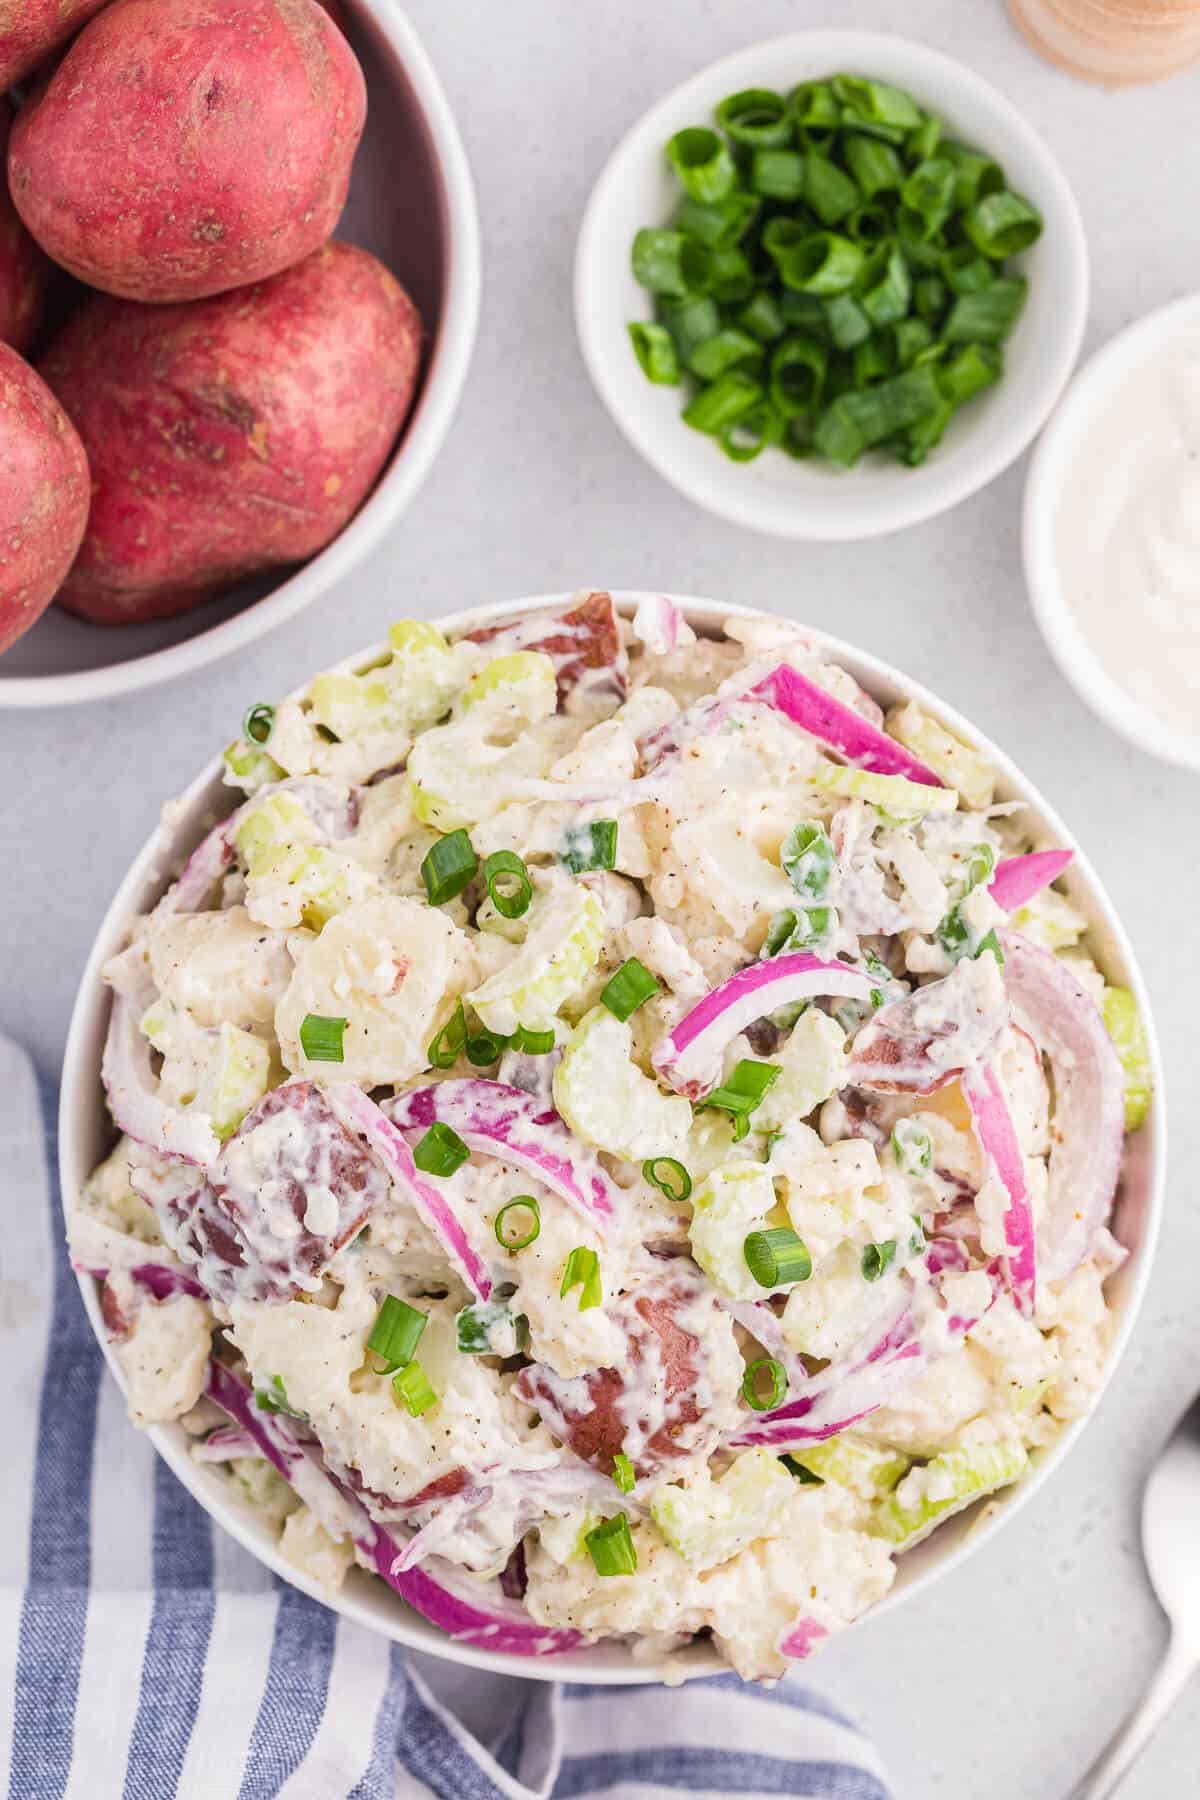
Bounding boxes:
[0,341,89,654]
[0,104,49,356]
[9,0,367,304]
[0,0,112,91]
[38,240,422,624]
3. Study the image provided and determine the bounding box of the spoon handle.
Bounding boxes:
[1068,1634,1198,1800]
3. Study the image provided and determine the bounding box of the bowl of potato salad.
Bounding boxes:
[60,590,1162,1683]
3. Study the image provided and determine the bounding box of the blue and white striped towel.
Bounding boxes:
[0,1037,893,1800]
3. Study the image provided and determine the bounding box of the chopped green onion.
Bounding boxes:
[814,363,943,466]
[674,192,760,248]
[584,1511,637,1576]
[642,1157,693,1202]
[764,905,836,957]
[632,227,711,296]
[752,147,807,201]
[482,849,532,920]
[782,1453,824,1484]
[413,1121,470,1178]
[689,327,763,382]
[892,1118,933,1174]
[862,1240,898,1282]
[803,151,859,225]
[696,1058,781,1139]
[822,292,871,350]
[859,242,911,328]
[777,231,864,295]
[716,87,793,148]
[512,1025,556,1055]
[943,277,1027,346]
[899,158,956,240]
[739,290,787,342]
[392,1360,437,1417]
[428,1000,467,1069]
[466,1027,508,1066]
[494,1196,541,1251]
[906,114,942,162]
[781,820,834,899]
[833,75,923,133]
[790,79,841,131]
[682,369,764,434]
[560,818,618,875]
[420,828,478,905]
[255,1374,293,1415]
[742,1356,787,1411]
[770,335,827,417]
[560,1246,602,1311]
[242,702,275,745]
[965,189,1042,258]
[299,1013,346,1063]
[600,957,661,1022]
[612,1452,636,1493]
[705,245,754,303]
[718,401,783,462]
[942,244,995,295]
[944,143,1004,210]
[659,294,721,362]
[457,1302,508,1354]
[628,322,680,384]
[667,127,736,203]
[843,134,903,196]
[744,1226,812,1287]
[367,1295,427,1370]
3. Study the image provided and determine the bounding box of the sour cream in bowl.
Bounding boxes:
[1024,291,1200,770]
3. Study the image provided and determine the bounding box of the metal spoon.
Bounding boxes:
[1069,1392,1200,1798]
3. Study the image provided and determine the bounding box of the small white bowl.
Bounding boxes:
[1023,291,1200,772]
[575,30,1088,542]
[0,0,480,710]
[59,592,1163,1684]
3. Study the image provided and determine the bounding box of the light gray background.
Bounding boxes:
[2,3,1197,1795]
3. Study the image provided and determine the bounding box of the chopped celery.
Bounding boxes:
[470,884,604,1036]
[813,757,958,819]
[223,737,284,794]
[1102,987,1152,1131]
[554,1005,691,1161]
[875,1438,1028,1548]
[790,1436,910,1498]
[755,1009,847,1132]
[688,1162,783,1299]
[651,1448,795,1570]
[884,701,994,811]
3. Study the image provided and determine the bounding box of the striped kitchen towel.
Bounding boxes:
[0,1037,892,1800]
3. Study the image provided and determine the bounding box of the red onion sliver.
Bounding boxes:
[988,850,1074,914]
[962,1064,1037,1317]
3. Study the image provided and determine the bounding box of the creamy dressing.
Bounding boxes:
[1057,327,1200,738]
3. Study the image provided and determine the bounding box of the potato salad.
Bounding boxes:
[73,591,1152,1681]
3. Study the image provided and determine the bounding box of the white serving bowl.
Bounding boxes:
[59,592,1164,1683]
[1023,291,1200,772]
[575,31,1088,542]
[0,0,480,710]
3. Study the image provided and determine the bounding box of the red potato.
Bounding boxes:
[0,341,89,655]
[9,0,366,304]
[0,0,112,91]
[38,240,423,624]
[0,104,48,356]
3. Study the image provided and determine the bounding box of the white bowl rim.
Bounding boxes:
[1023,288,1200,773]
[574,27,1089,542]
[0,0,482,712]
[58,589,1166,1683]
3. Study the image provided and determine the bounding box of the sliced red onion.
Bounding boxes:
[999,930,1125,1284]
[102,993,221,1167]
[961,1064,1037,1317]
[748,664,944,786]
[631,594,690,656]
[328,1086,492,1300]
[385,1080,618,1232]
[778,1618,830,1660]
[193,1425,263,1463]
[988,850,1074,914]
[390,1484,492,1572]
[130,1261,208,1302]
[652,954,874,1099]
[160,819,235,915]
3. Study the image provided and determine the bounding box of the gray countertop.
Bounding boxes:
[3,2,1197,1794]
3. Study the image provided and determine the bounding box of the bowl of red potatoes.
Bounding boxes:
[0,0,480,706]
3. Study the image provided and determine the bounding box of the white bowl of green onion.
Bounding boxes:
[575,30,1088,541]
